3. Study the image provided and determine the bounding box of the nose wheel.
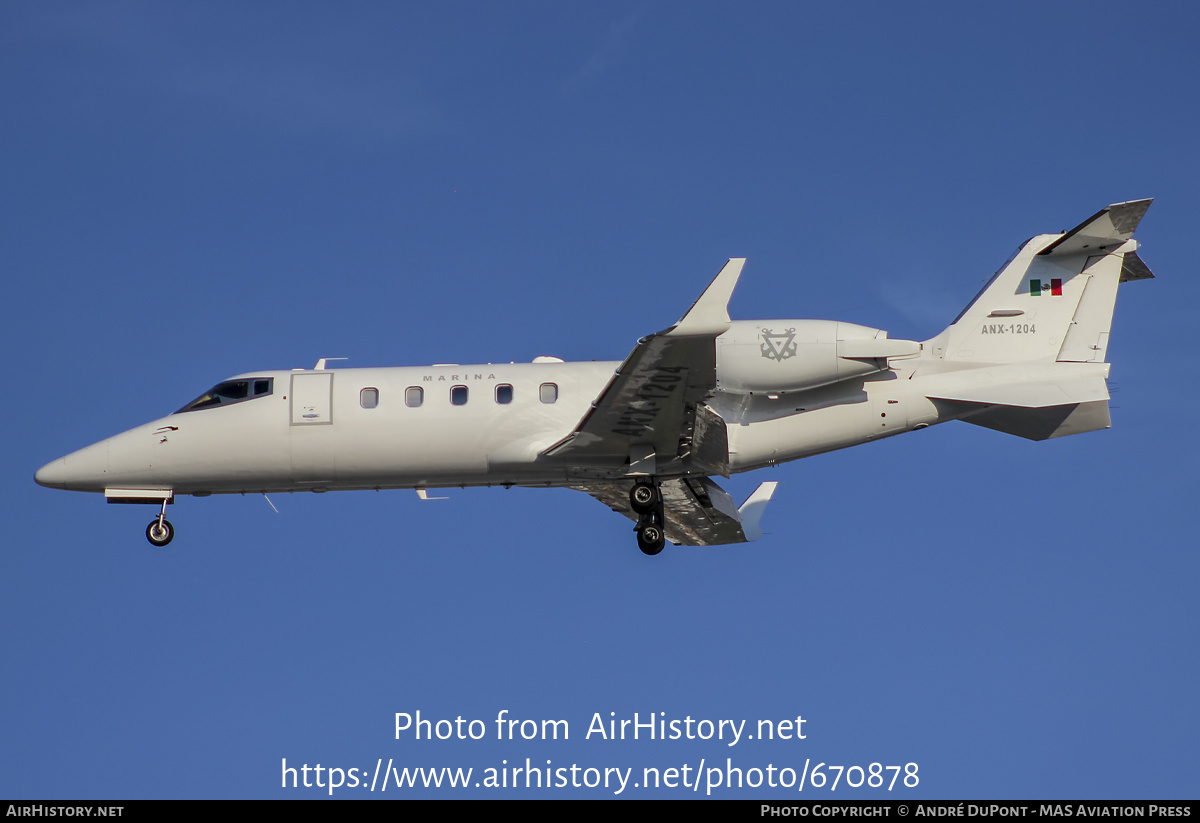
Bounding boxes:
[146,518,175,546]
[145,497,175,546]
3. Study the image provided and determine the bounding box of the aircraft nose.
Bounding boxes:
[34,444,111,492]
[35,457,73,490]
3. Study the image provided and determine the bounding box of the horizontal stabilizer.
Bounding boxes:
[1120,251,1155,282]
[1039,199,1152,257]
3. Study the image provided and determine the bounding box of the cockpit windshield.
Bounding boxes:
[175,378,274,413]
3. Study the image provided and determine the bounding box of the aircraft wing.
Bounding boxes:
[542,258,745,470]
[570,476,778,546]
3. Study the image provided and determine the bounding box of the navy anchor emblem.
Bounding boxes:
[760,328,797,361]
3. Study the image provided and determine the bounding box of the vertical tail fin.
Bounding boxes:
[928,200,1154,365]
[921,200,1155,441]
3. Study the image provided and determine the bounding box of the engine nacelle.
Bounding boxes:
[715,320,918,394]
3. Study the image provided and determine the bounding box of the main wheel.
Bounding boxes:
[637,523,665,556]
[630,482,659,514]
[146,519,174,547]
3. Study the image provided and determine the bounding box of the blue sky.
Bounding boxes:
[3,1,1197,799]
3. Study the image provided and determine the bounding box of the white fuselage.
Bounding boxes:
[35,355,953,497]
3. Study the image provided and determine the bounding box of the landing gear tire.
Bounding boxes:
[146,519,174,547]
[637,523,665,556]
[630,481,659,514]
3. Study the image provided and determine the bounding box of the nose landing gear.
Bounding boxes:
[146,518,174,546]
[145,498,174,547]
[631,480,666,556]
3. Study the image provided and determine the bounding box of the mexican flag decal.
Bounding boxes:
[1029,278,1062,296]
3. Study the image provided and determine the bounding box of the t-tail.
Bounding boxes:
[920,199,1155,441]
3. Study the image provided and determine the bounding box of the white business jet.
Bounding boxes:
[36,200,1155,555]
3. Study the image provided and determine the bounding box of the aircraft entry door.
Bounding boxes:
[290,372,335,484]
[291,373,333,425]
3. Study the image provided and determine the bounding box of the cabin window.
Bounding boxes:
[451,385,469,406]
[405,386,423,407]
[539,383,558,404]
[496,384,513,404]
[360,388,379,409]
[175,378,274,414]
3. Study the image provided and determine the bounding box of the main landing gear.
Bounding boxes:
[630,480,666,556]
[145,498,174,547]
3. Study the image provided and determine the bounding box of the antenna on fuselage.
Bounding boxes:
[312,357,348,370]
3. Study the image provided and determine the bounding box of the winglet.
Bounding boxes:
[737,480,778,542]
[667,258,745,336]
